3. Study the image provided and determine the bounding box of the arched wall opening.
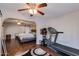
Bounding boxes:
[2,18,37,42]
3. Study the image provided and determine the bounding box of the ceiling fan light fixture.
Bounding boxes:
[29,9,37,15]
[17,22,21,25]
[18,3,47,16]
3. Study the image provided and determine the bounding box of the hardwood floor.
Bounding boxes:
[5,39,60,56]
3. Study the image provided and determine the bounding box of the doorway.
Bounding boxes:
[2,18,36,55]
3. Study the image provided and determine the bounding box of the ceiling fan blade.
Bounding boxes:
[26,3,31,7]
[18,8,28,11]
[37,3,47,8]
[37,10,44,15]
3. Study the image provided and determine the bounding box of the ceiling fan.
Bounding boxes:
[18,3,47,16]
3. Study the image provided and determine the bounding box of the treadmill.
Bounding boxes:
[47,27,79,56]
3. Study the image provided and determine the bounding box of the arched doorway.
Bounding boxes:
[2,18,37,55]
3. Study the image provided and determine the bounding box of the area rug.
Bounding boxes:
[15,48,51,56]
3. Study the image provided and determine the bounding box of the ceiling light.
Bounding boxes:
[17,22,21,25]
[29,9,37,14]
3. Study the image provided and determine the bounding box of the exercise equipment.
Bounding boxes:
[40,28,47,46]
[47,27,79,56]
[40,27,63,46]
[48,27,63,43]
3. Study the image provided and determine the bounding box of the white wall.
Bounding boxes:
[47,11,79,49]
[4,23,31,39]
[0,17,2,55]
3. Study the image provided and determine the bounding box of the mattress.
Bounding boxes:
[16,33,35,42]
[18,33,34,40]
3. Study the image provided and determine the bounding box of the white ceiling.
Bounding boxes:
[0,3,79,20]
[3,18,36,27]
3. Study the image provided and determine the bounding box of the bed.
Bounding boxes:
[15,33,36,43]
